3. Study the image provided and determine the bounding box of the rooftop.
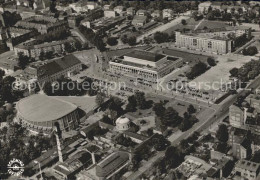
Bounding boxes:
[236,160,260,172]
[124,50,165,62]
[96,151,129,177]
[17,94,77,123]
[37,54,81,78]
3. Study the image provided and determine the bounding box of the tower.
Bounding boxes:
[54,122,63,163]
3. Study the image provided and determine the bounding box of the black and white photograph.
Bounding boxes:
[0,0,260,179]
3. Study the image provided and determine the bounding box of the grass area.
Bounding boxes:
[195,20,230,31]
[250,40,260,52]
[163,18,200,34]
[106,45,151,59]
[163,19,230,35]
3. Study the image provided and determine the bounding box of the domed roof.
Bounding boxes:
[116,116,130,124]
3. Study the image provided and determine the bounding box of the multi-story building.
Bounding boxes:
[82,8,104,22]
[14,38,76,58]
[109,50,183,83]
[234,160,260,180]
[198,2,250,14]
[163,9,174,19]
[198,2,212,13]
[230,134,251,160]
[3,27,39,50]
[85,16,125,35]
[69,1,98,13]
[176,31,232,54]
[13,54,82,85]
[15,16,68,34]
[229,102,260,135]
[175,27,251,54]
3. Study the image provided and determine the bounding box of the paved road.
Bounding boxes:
[71,28,88,44]
[126,73,260,180]
[136,16,190,42]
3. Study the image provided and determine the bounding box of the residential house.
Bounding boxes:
[163,9,174,19]
[126,7,135,16]
[114,6,124,14]
[132,15,147,27]
[136,9,147,16]
[151,10,161,18]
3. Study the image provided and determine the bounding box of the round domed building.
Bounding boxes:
[115,116,130,131]
[16,94,79,133]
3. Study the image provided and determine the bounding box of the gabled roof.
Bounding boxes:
[37,54,81,78]
[96,151,129,177]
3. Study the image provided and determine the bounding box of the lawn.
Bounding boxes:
[163,19,230,35]
[105,45,151,59]
[163,18,200,34]
[195,20,230,31]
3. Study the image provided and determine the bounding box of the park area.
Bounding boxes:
[163,18,230,35]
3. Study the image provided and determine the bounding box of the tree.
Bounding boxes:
[135,91,146,109]
[165,146,182,168]
[64,42,74,53]
[152,135,170,151]
[74,41,82,50]
[43,82,53,96]
[126,95,137,112]
[216,124,229,143]
[49,0,57,13]
[39,51,45,61]
[121,34,128,44]
[94,37,106,51]
[17,52,29,69]
[128,36,136,46]
[153,32,169,44]
[0,69,5,81]
[187,104,196,114]
[179,118,192,131]
[230,67,239,77]
[153,102,166,118]
[243,46,258,56]
[95,92,105,106]
[106,37,118,46]
[186,62,208,80]
[164,107,181,126]
[181,19,187,25]
[207,57,216,66]
[45,51,54,59]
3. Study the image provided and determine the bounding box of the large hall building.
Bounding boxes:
[17,94,80,133]
[109,50,183,83]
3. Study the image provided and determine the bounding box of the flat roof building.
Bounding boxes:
[234,160,260,180]
[109,50,183,83]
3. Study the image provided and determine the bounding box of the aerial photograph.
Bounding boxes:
[0,0,260,179]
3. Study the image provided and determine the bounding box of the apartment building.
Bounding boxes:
[14,38,75,58]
